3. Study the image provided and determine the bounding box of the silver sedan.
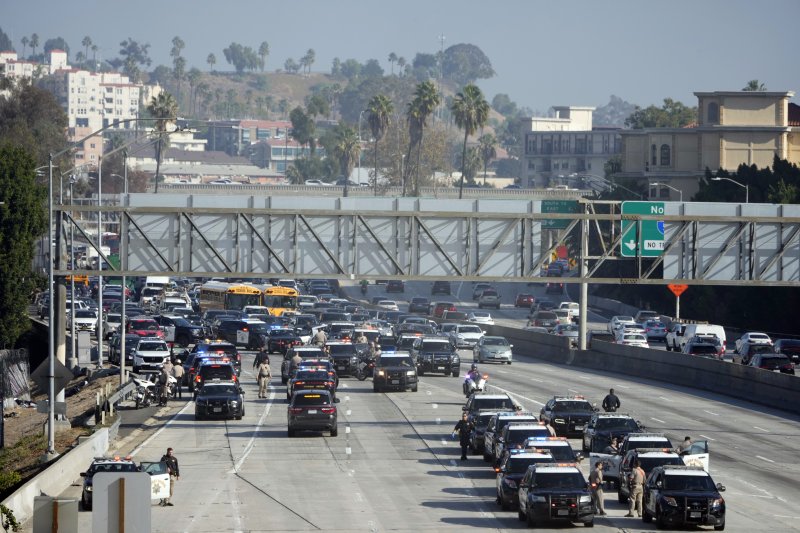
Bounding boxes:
[472,336,513,364]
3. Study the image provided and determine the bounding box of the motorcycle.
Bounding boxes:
[355,356,376,381]
[155,374,178,406]
[133,376,156,409]
[360,284,368,296]
[463,373,488,397]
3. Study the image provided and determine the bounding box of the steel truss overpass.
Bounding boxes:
[54,195,800,287]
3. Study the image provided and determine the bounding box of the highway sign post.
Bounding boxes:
[620,201,665,257]
[668,284,689,320]
[542,200,580,229]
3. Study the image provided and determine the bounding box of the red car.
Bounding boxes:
[515,293,535,308]
[126,317,164,339]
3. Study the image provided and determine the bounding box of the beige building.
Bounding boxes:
[619,91,799,201]
[521,106,621,190]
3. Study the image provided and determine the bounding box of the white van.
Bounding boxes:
[144,276,171,290]
[681,323,727,352]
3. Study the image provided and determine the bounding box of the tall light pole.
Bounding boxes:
[710,176,749,203]
[357,109,366,187]
[650,181,683,202]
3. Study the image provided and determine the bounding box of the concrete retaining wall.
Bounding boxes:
[486,325,800,416]
[2,420,117,526]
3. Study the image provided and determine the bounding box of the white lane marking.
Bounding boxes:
[650,417,665,424]
[490,383,544,406]
[232,390,276,472]
[242,370,253,377]
[449,459,457,466]
[775,515,800,519]
[616,385,631,389]
[345,425,351,434]
[344,395,351,402]
[354,492,363,502]
[698,434,715,441]
[426,390,432,395]
[756,455,775,463]
[704,410,719,416]
[577,376,590,380]
[346,447,352,455]
[432,403,438,409]
[441,439,447,447]
[529,377,543,382]
[753,426,769,433]
[436,417,442,425]
[129,401,192,457]
[658,396,674,403]
[568,388,580,394]
[346,409,352,416]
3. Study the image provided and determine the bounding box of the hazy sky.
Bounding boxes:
[5,0,798,112]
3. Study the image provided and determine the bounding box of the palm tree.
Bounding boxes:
[82,36,92,64]
[397,57,406,76]
[407,81,440,196]
[332,125,361,197]
[146,92,178,193]
[259,41,269,72]
[366,94,394,196]
[742,79,767,92]
[305,49,315,74]
[30,33,39,59]
[451,83,490,198]
[91,45,98,71]
[186,68,201,115]
[21,36,28,59]
[207,53,216,72]
[388,52,397,75]
[477,133,498,186]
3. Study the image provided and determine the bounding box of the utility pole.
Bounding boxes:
[437,34,445,121]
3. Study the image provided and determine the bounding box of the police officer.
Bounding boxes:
[603,437,620,455]
[160,447,180,506]
[677,436,693,455]
[625,460,645,517]
[257,359,272,398]
[253,347,270,368]
[312,329,327,346]
[602,388,621,412]
[589,461,606,515]
[171,360,185,399]
[452,412,472,461]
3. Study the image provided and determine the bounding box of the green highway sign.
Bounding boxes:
[620,201,665,257]
[541,200,580,229]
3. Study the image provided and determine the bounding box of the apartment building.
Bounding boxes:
[520,106,621,189]
[618,91,799,201]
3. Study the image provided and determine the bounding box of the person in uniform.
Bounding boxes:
[257,360,272,398]
[160,447,180,506]
[589,461,606,515]
[312,329,327,346]
[602,388,621,412]
[677,436,693,454]
[171,360,185,399]
[625,460,645,517]
[355,332,368,344]
[452,412,472,461]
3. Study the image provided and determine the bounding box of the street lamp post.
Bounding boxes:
[356,109,367,196]
[650,182,683,202]
[710,176,749,203]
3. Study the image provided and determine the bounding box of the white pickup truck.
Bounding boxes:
[559,301,580,322]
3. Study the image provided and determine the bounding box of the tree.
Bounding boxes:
[173,56,186,107]
[0,27,13,53]
[21,36,29,59]
[477,133,497,185]
[305,94,329,118]
[743,79,767,92]
[0,146,48,348]
[451,83,490,198]
[397,57,406,76]
[223,42,259,73]
[258,41,269,72]
[146,92,178,193]
[388,52,397,75]
[366,94,393,196]
[330,124,361,197]
[284,57,300,74]
[491,93,518,117]
[625,98,696,129]
[82,36,92,64]
[405,81,441,196]
[302,49,316,74]
[362,59,384,79]
[29,33,39,59]
[442,44,495,86]
[186,68,201,115]
[43,37,70,58]
[118,38,151,82]
[411,53,438,80]
[207,53,216,72]
[91,44,98,70]
[289,106,316,154]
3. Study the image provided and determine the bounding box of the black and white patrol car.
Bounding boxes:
[539,395,597,437]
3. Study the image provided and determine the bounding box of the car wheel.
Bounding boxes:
[483,451,492,462]
[526,509,536,527]
[330,426,338,437]
[642,508,653,523]
[281,377,288,385]
[373,384,380,393]
[584,520,594,527]
[500,496,510,511]
[411,384,418,392]
[713,521,725,531]
[518,507,526,521]
[452,370,459,377]
[656,507,666,529]
[506,361,512,365]
[287,428,295,437]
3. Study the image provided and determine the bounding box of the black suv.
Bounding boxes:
[468,409,516,455]
[517,463,594,527]
[194,362,237,395]
[372,352,418,392]
[581,412,644,453]
[281,346,328,384]
[431,280,451,295]
[412,336,461,377]
[642,465,725,530]
[539,396,596,437]
[194,380,245,420]
[407,297,430,314]
[326,341,361,376]
[187,341,241,376]
[385,280,405,293]
[152,314,206,347]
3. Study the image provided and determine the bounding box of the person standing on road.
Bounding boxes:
[589,461,606,515]
[452,412,472,461]
[257,360,272,398]
[602,388,620,412]
[253,347,270,368]
[172,360,185,399]
[312,329,327,347]
[625,460,645,517]
[603,437,620,455]
[160,447,180,506]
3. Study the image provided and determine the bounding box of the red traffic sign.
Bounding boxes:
[668,284,689,297]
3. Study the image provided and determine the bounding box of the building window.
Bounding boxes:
[575,138,587,154]
[660,187,670,199]
[651,144,657,166]
[660,144,671,166]
[541,139,552,155]
[527,160,535,170]
[707,102,719,124]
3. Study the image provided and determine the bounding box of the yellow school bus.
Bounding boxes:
[199,281,262,311]
[262,286,299,316]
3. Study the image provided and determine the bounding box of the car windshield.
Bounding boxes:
[629,439,671,451]
[639,457,684,473]
[508,456,553,473]
[89,463,139,474]
[534,472,585,490]
[508,428,551,444]
[422,341,452,352]
[688,345,718,355]
[595,418,640,431]
[293,393,331,406]
[131,321,158,330]
[554,401,592,412]
[327,344,356,355]
[483,337,509,347]
[472,398,515,411]
[459,326,482,334]
[138,342,167,351]
[749,345,774,354]
[201,384,238,395]
[75,310,96,318]
[377,356,414,367]
[616,316,634,322]
[663,474,717,491]
[295,370,331,380]
[759,355,790,368]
